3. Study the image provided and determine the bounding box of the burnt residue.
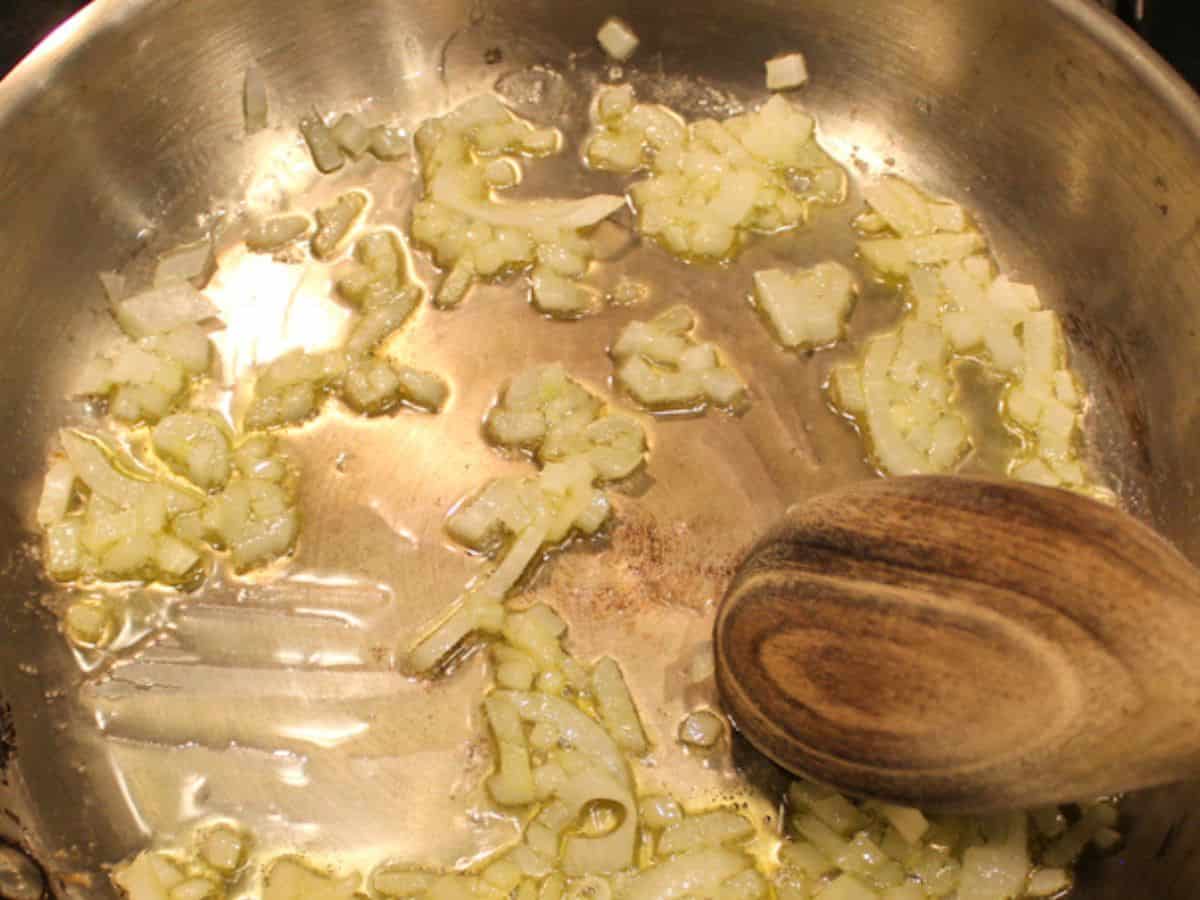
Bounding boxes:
[1156,820,1183,859]
[0,697,14,778]
[519,505,745,624]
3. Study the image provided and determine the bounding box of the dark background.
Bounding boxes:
[1,0,1199,87]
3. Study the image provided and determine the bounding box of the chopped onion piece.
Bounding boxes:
[658,811,754,856]
[862,177,935,237]
[371,867,435,898]
[752,262,855,349]
[115,281,220,338]
[765,53,809,90]
[368,125,409,160]
[502,690,628,786]
[958,842,1028,900]
[442,191,625,231]
[596,18,639,61]
[299,113,345,173]
[678,709,724,747]
[243,65,268,133]
[61,430,156,509]
[485,158,521,189]
[246,214,310,252]
[1027,868,1071,896]
[409,592,505,673]
[392,366,448,412]
[859,233,984,275]
[486,693,537,805]
[37,458,76,526]
[169,877,220,900]
[819,873,878,900]
[591,658,647,754]
[411,97,616,316]
[113,853,184,900]
[64,596,118,648]
[639,796,683,830]
[143,325,214,376]
[436,259,475,307]
[152,412,233,490]
[620,849,749,900]
[331,112,371,157]
[262,857,359,900]
[532,267,593,316]
[154,239,215,289]
[612,308,746,413]
[99,270,126,302]
[587,88,841,260]
[198,823,248,874]
[344,296,417,355]
[45,520,83,579]
[878,804,929,845]
[312,191,367,259]
[340,358,407,414]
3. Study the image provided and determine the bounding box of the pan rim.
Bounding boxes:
[0,0,1198,145]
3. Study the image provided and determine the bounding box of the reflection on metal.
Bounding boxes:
[0,844,45,900]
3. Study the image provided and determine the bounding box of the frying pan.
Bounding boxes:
[1,0,1199,897]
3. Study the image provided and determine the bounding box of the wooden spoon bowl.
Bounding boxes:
[714,476,1200,812]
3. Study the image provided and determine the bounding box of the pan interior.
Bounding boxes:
[1,1,1199,897]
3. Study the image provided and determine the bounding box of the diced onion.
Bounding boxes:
[152,412,233,490]
[596,18,639,61]
[619,849,749,900]
[300,113,345,173]
[678,710,724,748]
[243,65,268,133]
[115,281,220,338]
[154,239,215,289]
[1026,868,1071,896]
[64,596,118,648]
[198,824,248,874]
[752,262,855,349]
[37,458,76,526]
[612,308,747,413]
[591,658,647,754]
[441,190,625,232]
[262,857,359,900]
[169,877,220,900]
[312,191,368,259]
[99,270,126,302]
[371,867,435,898]
[331,113,371,158]
[113,853,184,900]
[859,233,984,275]
[532,268,593,316]
[369,125,409,160]
[486,694,537,805]
[586,88,841,260]
[765,53,809,91]
[246,214,310,252]
[877,804,929,845]
[657,810,754,856]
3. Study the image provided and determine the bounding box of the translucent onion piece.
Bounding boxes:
[597,18,639,61]
[765,53,809,90]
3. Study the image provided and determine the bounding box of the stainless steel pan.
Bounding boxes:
[2,0,1199,897]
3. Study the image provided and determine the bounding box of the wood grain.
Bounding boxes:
[714,475,1200,812]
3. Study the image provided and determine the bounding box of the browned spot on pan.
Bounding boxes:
[523,505,745,623]
[0,697,14,778]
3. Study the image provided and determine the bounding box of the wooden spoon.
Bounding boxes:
[714,475,1200,813]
